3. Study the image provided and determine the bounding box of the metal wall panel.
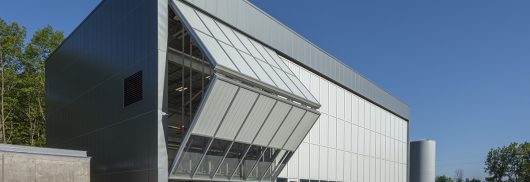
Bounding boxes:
[182,0,410,120]
[253,102,291,146]
[235,95,276,143]
[215,88,258,140]
[191,79,238,137]
[46,0,160,180]
[268,107,306,148]
[283,112,319,151]
[310,144,319,179]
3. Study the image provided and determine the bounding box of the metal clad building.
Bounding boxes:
[410,140,436,182]
[46,0,410,181]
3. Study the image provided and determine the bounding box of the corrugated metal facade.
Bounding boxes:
[46,0,162,181]
[183,0,410,119]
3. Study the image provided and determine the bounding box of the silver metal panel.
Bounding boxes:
[410,140,435,182]
[253,101,292,146]
[235,95,276,143]
[284,112,320,151]
[215,88,259,140]
[268,107,306,149]
[183,0,410,119]
[191,79,238,137]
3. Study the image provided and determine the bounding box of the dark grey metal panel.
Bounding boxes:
[183,0,410,119]
[45,0,160,181]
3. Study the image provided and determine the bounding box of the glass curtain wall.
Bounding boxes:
[167,8,296,181]
[167,9,213,168]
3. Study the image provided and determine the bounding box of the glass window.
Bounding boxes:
[270,152,293,180]
[233,31,264,60]
[249,40,281,69]
[238,51,276,87]
[214,142,250,180]
[256,60,291,92]
[251,148,280,181]
[234,145,266,180]
[216,23,247,52]
[172,135,211,177]
[288,74,318,103]
[196,12,231,44]
[268,52,294,75]
[195,32,239,71]
[194,139,231,178]
[218,42,258,79]
[273,67,304,98]
[262,149,287,181]
[175,1,210,36]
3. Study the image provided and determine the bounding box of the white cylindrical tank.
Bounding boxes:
[410,140,436,182]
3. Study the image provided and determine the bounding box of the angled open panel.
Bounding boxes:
[167,1,321,181]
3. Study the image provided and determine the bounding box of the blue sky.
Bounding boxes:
[2,0,530,180]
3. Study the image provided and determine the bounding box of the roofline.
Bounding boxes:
[182,0,410,120]
[239,0,409,107]
[0,144,88,158]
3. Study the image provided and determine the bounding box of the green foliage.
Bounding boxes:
[0,18,64,146]
[485,142,530,182]
[437,175,455,182]
[465,178,482,182]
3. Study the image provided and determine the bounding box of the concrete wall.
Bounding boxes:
[0,145,90,182]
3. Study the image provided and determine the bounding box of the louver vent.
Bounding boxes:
[124,71,143,106]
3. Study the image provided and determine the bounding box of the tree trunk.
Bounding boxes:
[0,50,5,144]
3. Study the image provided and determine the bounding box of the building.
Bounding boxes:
[45,0,410,181]
[410,140,436,182]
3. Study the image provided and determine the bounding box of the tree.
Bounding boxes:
[437,175,455,182]
[0,19,26,143]
[0,18,63,146]
[465,178,482,182]
[485,142,530,182]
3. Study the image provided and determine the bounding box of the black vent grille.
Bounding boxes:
[124,71,143,106]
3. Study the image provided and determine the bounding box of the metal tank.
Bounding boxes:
[410,140,436,182]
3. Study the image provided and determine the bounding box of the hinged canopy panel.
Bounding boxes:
[168,1,321,181]
[171,0,319,109]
